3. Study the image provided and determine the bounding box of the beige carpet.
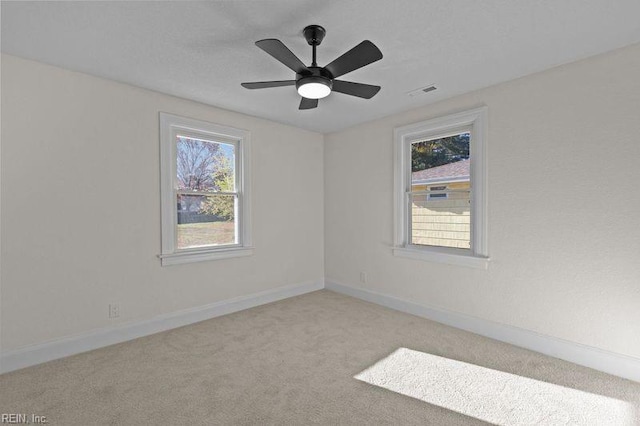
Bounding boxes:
[1,290,639,425]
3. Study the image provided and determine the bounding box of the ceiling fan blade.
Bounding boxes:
[332,80,381,99]
[255,39,308,74]
[299,97,318,110]
[241,80,296,89]
[324,40,383,78]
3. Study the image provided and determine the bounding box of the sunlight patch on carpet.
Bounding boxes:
[355,348,633,425]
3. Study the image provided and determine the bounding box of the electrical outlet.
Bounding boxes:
[109,303,120,319]
[360,272,367,283]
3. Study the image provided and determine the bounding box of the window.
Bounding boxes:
[427,186,449,201]
[393,107,488,268]
[159,113,252,265]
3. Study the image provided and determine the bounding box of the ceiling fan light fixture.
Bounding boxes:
[296,76,332,99]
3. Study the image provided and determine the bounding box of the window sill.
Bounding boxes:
[159,247,253,266]
[393,247,489,269]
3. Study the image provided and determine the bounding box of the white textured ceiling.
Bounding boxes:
[2,1,640,133]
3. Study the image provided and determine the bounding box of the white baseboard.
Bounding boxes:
[1,279,324,374]
[5,277,639,383]
[325,279,640,383]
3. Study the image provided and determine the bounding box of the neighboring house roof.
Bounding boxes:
[412,159,470,185]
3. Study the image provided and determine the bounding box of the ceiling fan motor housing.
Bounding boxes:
[296,66,334,90]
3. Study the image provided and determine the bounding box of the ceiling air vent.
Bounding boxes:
[407,85,437,97]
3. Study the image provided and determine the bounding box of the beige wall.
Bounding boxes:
[3,42,640,361]
[325,43,640,358]
[0,54,324,351]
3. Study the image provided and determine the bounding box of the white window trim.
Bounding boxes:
[393,106,489,269]
[158,113,252,266]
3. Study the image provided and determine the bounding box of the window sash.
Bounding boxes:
[174,144,240,251]
[176,190,238,197]
[172,130,241,251]
[408,189,468,196]
[175,193,240,251]
[407,190,471,251]
[173,128,239,192]
[406,131,472,251]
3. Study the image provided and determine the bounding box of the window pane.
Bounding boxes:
[176,135,235,192]
[177,194,236,249]
[410,191,470,249]
[411,133,470,175]
[411,132,471,250]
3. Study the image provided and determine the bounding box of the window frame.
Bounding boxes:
[393,107,489,269]
[159,113,252,266]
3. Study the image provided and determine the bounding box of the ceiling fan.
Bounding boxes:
[241,25,383,110]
